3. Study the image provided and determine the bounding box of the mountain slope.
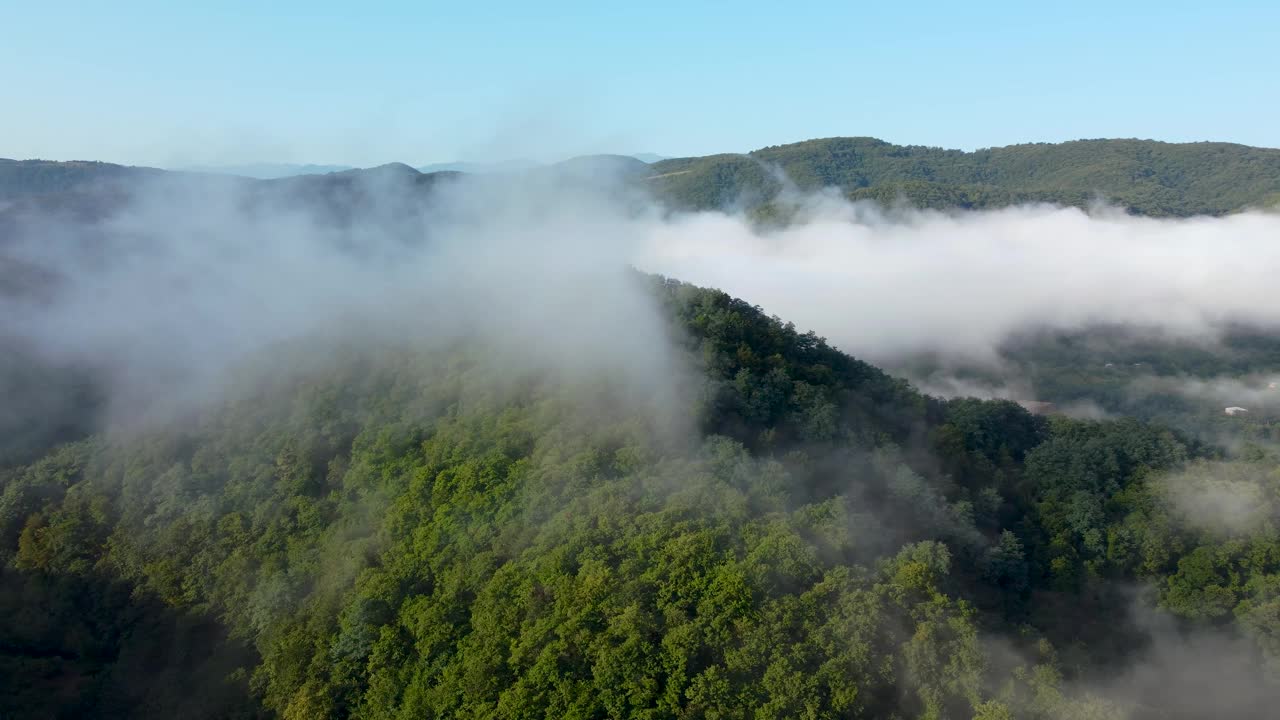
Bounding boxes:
[4,275,1280,718]
[11,136,1280,218]
[648,137,1280,216]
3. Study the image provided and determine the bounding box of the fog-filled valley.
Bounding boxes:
[3,143,1280,719]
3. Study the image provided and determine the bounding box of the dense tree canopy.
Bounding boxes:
[3,277,1279,718]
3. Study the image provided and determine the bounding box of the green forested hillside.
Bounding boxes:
[4,277,1280,719]
[648,137,1280,216]
[8,136,1280,219]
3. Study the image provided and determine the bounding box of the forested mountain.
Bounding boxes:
[8,136,1280,218]
[3,273,1280,718]
[646,137,1280,216]
[5,139,1280,718]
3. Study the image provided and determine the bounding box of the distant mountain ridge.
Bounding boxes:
[168,154,665,179]
[0,159,172,199]
[415,159,540,175]
[6,138,1280,216]
[176,162,356,178]
[0,154,652,202]
[646,137,1280,217]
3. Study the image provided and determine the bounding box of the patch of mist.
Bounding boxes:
[1077,596,1280,719]
[1127,373,1280,414]
[636,202,1280,365]
[1152,459,1278,538]
[0,166,687,441]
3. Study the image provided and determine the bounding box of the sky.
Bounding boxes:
[2,0,1276,167]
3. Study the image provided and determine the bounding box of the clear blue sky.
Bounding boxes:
[2,1,1275,166]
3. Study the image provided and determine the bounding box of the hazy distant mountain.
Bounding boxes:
[0,160,457,233]
[415,159,540,175]
[416,154,663,174]
[178,161,523,179]
[0,159,171,198]
[548,154,651,181]
[165,155,664,178]
[176,163,355,179]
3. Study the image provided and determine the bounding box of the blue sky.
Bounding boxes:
[2,1,1275,166]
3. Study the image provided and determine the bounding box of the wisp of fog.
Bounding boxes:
[0,169,674,431]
